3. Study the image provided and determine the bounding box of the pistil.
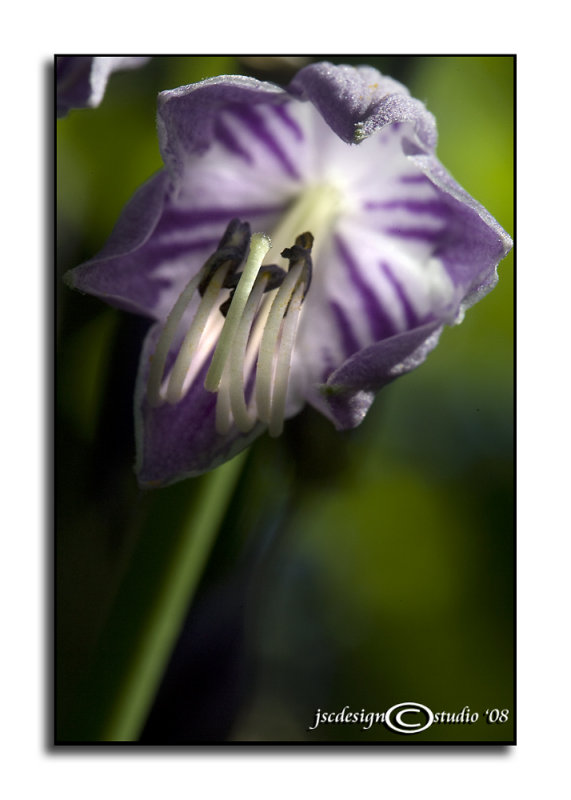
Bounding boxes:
[264,183,342,265]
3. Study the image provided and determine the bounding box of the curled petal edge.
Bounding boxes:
[313,321,445,430]
[288,61,438,149]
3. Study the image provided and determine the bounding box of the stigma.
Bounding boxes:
[148,219,313,438]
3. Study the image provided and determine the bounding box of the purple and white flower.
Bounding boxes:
[66,62,512,486]
[56,56,151,118]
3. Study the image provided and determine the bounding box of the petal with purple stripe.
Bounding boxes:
[380,260,418,328]
[383,225,445,243]
[135,324,265,486]
[271,103,305,142]
[364,198,450,217]
[399,172,430,184]
[334,234,396,341]
[214,115,254,164]
[329,299,362,358]
[225,105,302,181]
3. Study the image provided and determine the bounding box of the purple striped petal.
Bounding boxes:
[157,75,290,179]
[135,325,264,487]
[329,300,362,359]
[213,115,254,164]
[334,235,397,342]
[381,261,418,329]
[225,105,301,180]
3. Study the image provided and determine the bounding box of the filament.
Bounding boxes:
[148,220,314,441]
[255,262,303,424]
[166,261,231,403]
[205,233,271,392]
[147,270,205,407]
[269,279,305,437]
[228,273,269,432]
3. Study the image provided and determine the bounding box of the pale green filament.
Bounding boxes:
[264,183,342,265]
[215,366,232,435]
[228,273,269,432]
[255,262,303,424]
[166,262,231,404]
[269,279,305,437]
[241,290,276,383]
[205,233,271,392]
[147,270,204,407]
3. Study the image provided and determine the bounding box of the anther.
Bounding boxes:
[280,231,314,299]
[218,263,284,318]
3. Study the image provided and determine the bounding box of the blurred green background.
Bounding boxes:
[56,56,514,743]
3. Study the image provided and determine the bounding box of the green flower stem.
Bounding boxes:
[107,452,247,741]
[64,452,247,742]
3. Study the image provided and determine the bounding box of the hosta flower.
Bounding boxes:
[56,56,150,117]
[66,62,512,486]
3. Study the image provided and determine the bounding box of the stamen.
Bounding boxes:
[241,289,276,379]
[226,265,286,433]
[266,184,341,262]
[255,261,303,424]
[165,261,231,404]
[183,308,225,392]
[228,272,269,432]
[215,367,233,435]
[147,270,203,407]
[147,218,249,407]
[255,232,313,425]
[269,279,305,437]
[205,232,272,392]
[280,231,313,298]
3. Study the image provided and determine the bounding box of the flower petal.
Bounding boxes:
[403,151,512,316]
[288,61,437,148]
[157,75,291,180]
[313,320,445,429]
[135,324,264,486]
[57,56,150,118]
[64,171,172,317]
